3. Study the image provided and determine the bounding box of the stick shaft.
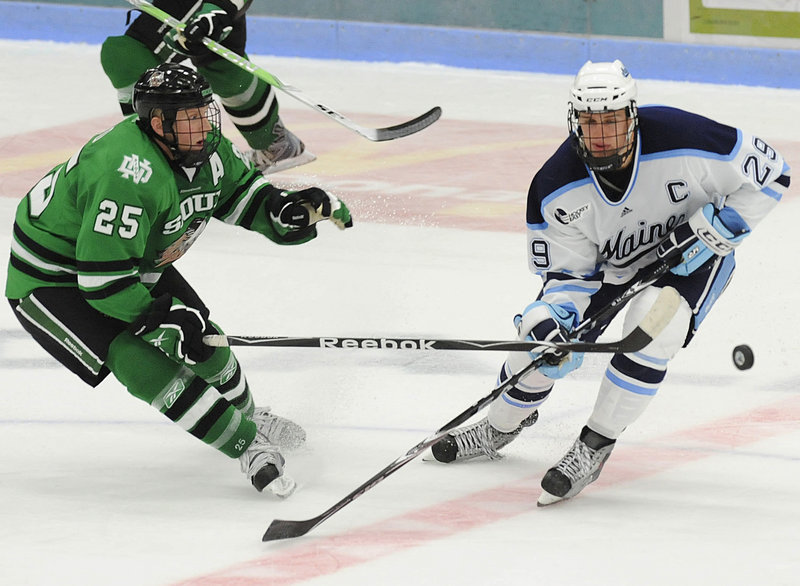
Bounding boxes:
[203,331,652,354]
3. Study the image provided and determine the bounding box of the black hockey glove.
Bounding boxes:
[176,2,233,56]
[269,187,353,240]
[130,294,214,365]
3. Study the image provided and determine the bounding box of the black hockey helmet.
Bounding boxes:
[133,63,221,168]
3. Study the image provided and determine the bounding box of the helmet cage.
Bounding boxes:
[567,60,639,171]
[568,103,638,172]
[133,64,222,168]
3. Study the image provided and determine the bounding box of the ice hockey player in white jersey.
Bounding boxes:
[430,59,790,505]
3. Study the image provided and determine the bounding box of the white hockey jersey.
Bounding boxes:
[527,105,790,321]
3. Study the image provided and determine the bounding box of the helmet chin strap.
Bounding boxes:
[148,110,216,168]
[573,108,638,172]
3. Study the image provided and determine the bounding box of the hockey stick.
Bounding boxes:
[204,333,664,354]
[262,276,680,541]
[125,0,442,141]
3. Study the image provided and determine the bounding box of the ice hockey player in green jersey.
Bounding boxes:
[101,0,315,174]
[5,63,352,497]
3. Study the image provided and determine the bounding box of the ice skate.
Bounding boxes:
[239,433,296,498]
[538,426,616,506]
[248,119,316,174]
[431,411,538,463]
[251,407,306,450]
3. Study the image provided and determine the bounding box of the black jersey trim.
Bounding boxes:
[76,258,139,274]
[164,376,208,423]
[9,254,77,284]
[191,399,229,439]
[13,223,76,267]
[80,276,139,300]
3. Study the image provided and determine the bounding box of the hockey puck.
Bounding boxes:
[732,345,754,370]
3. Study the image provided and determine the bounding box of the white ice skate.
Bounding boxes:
[431,411,538,463]
[251,406,306,450]
[239,433,296,498]
[538,427,616,506]
[248,119,316,174]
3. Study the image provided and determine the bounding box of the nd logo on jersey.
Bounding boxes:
[118,154,153,184]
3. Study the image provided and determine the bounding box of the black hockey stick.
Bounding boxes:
[262,278,680,541]
[204,332,663,354]
[126,0,442,141]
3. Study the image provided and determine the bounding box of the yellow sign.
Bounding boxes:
[690,0,800,38]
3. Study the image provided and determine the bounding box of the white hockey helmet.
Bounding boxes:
[568,60,639,171]
[569,59,637,113]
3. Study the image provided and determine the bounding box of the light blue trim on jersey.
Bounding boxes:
[500,393,545,409]
[695,253,735,328]
[761,186,782,201]
[761,161,791,201]
[640,129,743,163]
[632,351,669,367]
[605,369,659,396]
[543,282,601,296]
[526,177,594,230]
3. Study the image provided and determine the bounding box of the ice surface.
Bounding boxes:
[0,40,798,586]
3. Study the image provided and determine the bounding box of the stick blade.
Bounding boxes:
[262,517,319,542]
[369,106,442,141]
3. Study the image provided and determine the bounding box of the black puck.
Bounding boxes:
[732,345,754,370]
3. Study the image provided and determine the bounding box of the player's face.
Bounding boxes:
[171,106,214,152]
[578,109,632,159]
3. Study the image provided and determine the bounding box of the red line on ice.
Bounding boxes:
[173,395,800,585]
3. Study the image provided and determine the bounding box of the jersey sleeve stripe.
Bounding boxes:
[10,238,77,275]
[13,223,76,267]
[77,271,139,289]
[218,175,271,225]
[76,258,139,273]
[79,276,140,300]
[9,254,76,284]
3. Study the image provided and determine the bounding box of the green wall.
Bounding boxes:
[6,0,663,37]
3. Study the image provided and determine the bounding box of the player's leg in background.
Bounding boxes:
[99,0,199,113]
[193,16,315,173]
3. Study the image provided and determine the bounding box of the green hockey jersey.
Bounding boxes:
[6,115,310,322]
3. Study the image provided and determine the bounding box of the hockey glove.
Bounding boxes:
[514,301,583,379]
[171,2,233,56]
[269,187,353,239]
[657,203,750,276]
[130,294,214,365]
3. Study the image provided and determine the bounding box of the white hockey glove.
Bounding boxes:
[657,203,750,276]
[269,187,353,239]
[130,294,214,365]
[514,301,583,379]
